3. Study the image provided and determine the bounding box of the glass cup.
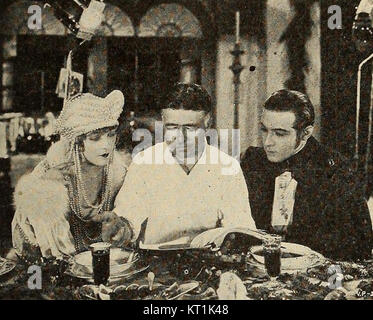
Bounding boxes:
[262,235,282,281]
[90,242,111,285]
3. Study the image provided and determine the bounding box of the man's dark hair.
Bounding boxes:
[164,83,212,113]
[263,89,315,131]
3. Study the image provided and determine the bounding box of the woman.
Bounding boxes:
[12,90,133,259]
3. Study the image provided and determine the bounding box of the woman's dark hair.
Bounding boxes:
[76,125,118,146]
[263,89,315,131]
[164,83,212,113]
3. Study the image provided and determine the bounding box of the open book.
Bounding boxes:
[139,227,268,252]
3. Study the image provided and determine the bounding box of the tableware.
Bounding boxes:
[79,284,113,300]
[247,242,325,273]
[74,247,137,275]
[67,263,149,284]
[79,284,100,300]
[163,281,200,300]
[262,235,282,280]
[139,238,193,251]
[66,248,147,282]
[90,242,111,285]
[147,272,155,291]
[111,282,166,300]
[127,251,136,263]
[98,284,113,300]
[0,257,16,277]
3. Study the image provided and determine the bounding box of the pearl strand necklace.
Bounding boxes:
[74,144,104,210]
[68,143,114,250]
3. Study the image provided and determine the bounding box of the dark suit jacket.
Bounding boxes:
[240,137,372,261]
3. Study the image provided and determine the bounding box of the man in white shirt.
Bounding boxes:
[113,83,256,244]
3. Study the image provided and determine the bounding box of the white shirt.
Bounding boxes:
[114,142,256,244]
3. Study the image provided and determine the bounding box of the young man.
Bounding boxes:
[241,89,372,261]
[114,83,256,245]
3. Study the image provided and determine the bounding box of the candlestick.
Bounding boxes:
[230,43,245,130]
[0,122,8,158]
[235,11,240,44]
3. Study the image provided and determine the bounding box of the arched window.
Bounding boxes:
[0,1,207,115]
[107,3,203,115]
[98,3,135,37]
[138,3,203,38]
[1,1,136,113]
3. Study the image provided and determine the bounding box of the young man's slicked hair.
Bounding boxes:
[263,89,315,132]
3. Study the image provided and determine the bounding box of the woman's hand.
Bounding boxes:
[91,211,133,247]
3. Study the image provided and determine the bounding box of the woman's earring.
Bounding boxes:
[78,143,85,158]
[115,134,121,151]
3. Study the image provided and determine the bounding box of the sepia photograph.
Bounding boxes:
[0,0,372,305]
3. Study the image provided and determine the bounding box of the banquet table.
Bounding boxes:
[0,251,372,300]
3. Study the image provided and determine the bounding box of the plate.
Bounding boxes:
[79,285,106,300]
[66,263,149,283]
[66,248,148,282]
[73,248,138,276]
[139,238,195,251]
[247,242,325,272]
[0,257,16,277]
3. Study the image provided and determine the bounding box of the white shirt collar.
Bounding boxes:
[163,138,208,167]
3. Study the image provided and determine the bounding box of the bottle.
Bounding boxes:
[36,118,48,154]
[15,118,25,154]
[51,3,79,34]
[23,118,40,154]
[129,111,136,134]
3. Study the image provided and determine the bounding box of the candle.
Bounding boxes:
[0,122,7,158]
[235,11,240,44]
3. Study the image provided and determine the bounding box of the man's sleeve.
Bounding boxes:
[325,167,373,261]
[221,161,257,230]
[113,162,149,241]
[340,189,373,260]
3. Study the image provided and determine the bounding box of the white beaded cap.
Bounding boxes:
[55,90,124,141]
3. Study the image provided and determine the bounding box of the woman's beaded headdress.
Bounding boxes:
[55,90,124,141]
[45,90,124,169]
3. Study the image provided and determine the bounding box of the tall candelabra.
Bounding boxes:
[229,43,244,130]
